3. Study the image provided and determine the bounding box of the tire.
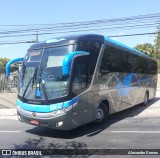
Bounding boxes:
[95,102,109,124]
[143,92,149,106]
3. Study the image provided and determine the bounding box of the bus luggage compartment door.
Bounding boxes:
[71,93,92,128]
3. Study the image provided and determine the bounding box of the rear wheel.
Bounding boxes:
[95,102,109,124]
[143,92,149,106]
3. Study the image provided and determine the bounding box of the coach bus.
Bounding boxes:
[6,34,157,130]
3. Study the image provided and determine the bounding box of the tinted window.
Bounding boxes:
[76,40,102,84]
[142,58,148,74]
[99,45,116,76]
[149,60,157,75]
[116,49,130,73]
[99,44,156,75]
[98,46,117,88]
[133,55,142,73]
[72,56,88,96]
[133,55,149,74]
[76,40,101,54]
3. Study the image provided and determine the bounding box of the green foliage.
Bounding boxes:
[158,61,160,73]
[154,25,160,58]
[134,30,160,72]
[0,58,18,74]
[134,43,155,58]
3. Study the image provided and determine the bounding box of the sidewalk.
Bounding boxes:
[0,109,17,119]
[0,93,17,109]
[0,93,17,119]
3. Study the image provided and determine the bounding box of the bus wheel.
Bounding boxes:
[95,102,109,124]
[143,92,149,106]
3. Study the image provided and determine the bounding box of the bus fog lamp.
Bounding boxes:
[56,121,63,127]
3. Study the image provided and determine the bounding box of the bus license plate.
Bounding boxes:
[30,120,39,125]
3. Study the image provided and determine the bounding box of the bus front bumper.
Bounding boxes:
[17,106,72,130]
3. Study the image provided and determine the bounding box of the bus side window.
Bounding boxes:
[99,45,116,77]
[72,56,88,96]
[76,39,103,85]
[116,50,130,73]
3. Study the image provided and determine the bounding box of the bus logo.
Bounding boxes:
[32,112,36,117]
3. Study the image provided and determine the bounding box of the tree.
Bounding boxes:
[134,25,160,73]
[0,58,18,74]
[134,43,155,58]
[154,25,160,59]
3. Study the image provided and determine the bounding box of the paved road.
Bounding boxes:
[0,92,160,157]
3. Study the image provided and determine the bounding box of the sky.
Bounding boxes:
[0,0,160,59]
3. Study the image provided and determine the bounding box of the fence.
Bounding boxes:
[0,73,18,93]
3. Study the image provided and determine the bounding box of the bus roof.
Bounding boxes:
[104,36,148,58]
[28,34,104,50]
[28,34,155,61]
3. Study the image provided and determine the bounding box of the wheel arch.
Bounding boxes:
[146,89,149,95]
[98,98,110,114]
[146,89,149,99]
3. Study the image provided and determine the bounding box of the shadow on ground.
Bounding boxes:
[9,98,160,158]
[25,97,160,139]
[11,138,88,158]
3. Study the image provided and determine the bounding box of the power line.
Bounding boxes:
[0,32,158,45]
[109,32,158,37]
[0,22,159,39]
[0,12,160,27]
[0,13,159,43]
[0,40,36,45]
[0,18,158,35]
[0,12,160,34]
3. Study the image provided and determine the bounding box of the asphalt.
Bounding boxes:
[0,95,160,158]
[0,90,160,158]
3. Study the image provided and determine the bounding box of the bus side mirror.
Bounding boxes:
[6,57,24,78]
[62,51,90,76]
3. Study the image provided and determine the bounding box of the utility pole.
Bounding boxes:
[36,28,38,42]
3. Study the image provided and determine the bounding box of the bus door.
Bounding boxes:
[71,56,93,128]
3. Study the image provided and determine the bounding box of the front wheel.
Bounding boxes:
[95,102,109,124]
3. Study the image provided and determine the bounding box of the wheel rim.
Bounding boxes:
[96,108,104,120]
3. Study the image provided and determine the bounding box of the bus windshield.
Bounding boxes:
[19,45,74,101]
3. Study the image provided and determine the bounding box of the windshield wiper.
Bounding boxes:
[40,80,48,105]
[22,68,37,100]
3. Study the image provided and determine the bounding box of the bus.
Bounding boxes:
[6,34,157,130]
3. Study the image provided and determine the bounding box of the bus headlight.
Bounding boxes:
[51,110,65,117]
[51,106,72,117]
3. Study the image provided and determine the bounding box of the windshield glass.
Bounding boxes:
[19,45,74,101]
[41,45,74,100]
